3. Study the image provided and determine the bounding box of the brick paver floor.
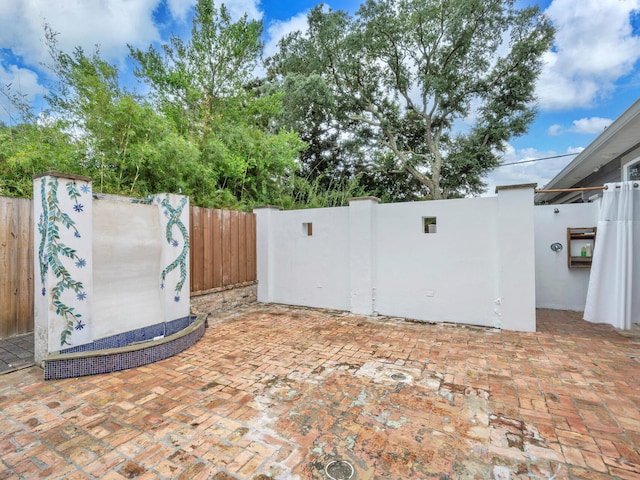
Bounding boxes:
[1,305,639,479]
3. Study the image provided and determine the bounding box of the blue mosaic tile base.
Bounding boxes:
[44,317,204,380]
[60,316,195,354]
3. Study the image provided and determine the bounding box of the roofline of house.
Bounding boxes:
[535,97,640,203]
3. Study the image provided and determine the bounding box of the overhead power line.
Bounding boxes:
[497,152,579,167]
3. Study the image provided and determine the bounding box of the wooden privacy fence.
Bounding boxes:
[190,206,256,294]
[0,196,256,339]
[0,197,34,338]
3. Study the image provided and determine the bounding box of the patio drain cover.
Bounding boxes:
[325,460,355,480]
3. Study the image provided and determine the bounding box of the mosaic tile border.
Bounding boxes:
[43,315,206,380]
[59,316,195,354]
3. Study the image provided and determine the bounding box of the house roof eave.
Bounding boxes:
[535,97,640,203]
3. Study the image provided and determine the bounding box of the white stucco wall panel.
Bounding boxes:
[256,188,537,331]
[92,201,164,340]
[374,197,500,327]
[270,207,350,310]
[534,203,599,310]
[497,187,536,331]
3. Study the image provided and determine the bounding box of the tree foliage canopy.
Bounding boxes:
[270,0,554,199]
[1,1,303,209]
[1,0,554,207]
[129,1,304,205]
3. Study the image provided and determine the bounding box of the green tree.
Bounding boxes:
[267,74,427,203]
[2,6,304,209]
[269,0,554,199]
[130,0,304,205]
[44,32,217,204]
[129,1,263,133]
[0,73,83,197]
[0,122,81,197]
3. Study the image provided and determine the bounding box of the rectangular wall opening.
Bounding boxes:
[423,216,437,234]
[302,222,313,236]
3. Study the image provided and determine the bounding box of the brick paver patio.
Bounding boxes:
[1,305,639,479]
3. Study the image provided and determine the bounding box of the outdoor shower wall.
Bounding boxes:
[255,184,537,331]
[92,199,164,339]
[534,202,600,310]
[33,172,190,363]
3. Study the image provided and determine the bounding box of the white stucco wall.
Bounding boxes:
[534,203,599,310]
[256,185,537,331]
[374,197,500,327]
[349,198,377,314]
[269,206,351,310]
[497,186,537,331]
[92,200,164,339]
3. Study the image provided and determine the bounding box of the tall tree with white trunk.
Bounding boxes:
[270,0,554,199]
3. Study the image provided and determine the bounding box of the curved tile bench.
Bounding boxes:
[43,314,207,380]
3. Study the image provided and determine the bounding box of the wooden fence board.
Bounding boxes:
[190,207,203,292]
[0,197,34,338]
[187,206,254,293]
[203,208,214,290]
[248,213,256,282]
[17,199,33,334]
[238,213,247,283]
[189,207,197,291]
[230,211,239,286]
[0,198,11,338]
[221,210,231,286]
[212,209,222,288]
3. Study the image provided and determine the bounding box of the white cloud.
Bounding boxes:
[537,0,640,110]
[0,0,267,121]
[548,124,563,136]
[545,116,612,136]
[0,64,47,99]
[224,0,262,21]
[568,116,612,134]
[264,12,309,59]
[166,0,197,22]
[0,0,162,69]
[0,64,47,124]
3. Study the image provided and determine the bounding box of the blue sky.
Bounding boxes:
[1,0,640,194]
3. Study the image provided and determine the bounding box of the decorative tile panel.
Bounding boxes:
[34,174,93,352]
[33,173,193,374]
[156,194,190,322]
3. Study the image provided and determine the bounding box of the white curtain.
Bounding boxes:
[584,181,640,329]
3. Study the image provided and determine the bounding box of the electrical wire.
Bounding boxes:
[497,152,579,167]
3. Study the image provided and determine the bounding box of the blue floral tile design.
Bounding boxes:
[160,195,189,303]
[37,177,91,346]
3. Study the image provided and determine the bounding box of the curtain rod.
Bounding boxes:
[535,183,639,194]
